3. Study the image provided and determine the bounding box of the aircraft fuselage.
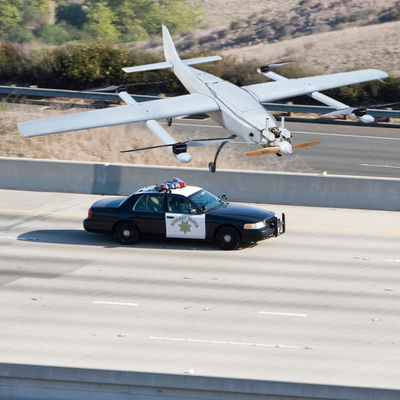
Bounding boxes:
[172,62,277,144]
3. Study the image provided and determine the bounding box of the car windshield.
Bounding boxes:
[189,189,224,211]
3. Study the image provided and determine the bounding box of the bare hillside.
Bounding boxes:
[189,0,300,26]
[142,0,400,76]
[192,0,398,30]
[221,20,400,76]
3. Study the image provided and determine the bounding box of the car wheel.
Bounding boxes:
[215,226,240,250]
[114,222,139,245]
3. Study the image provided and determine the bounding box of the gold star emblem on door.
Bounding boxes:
[179,221,191,234]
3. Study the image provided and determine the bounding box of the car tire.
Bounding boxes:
[114,222,139,245]
[215,226,240,250]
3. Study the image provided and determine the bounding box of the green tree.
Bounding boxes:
[0,0,22,36]
[84,1,119,41]
[106,0,154,41]
[6,26,34,43]
[36,24,70,45]
[56,3,87,29]
[158,0,204,34]
[103,0,203,39]
[21,0,51,28]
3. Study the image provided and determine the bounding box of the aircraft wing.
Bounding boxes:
[18,93,219,137]
[242,69,388,103]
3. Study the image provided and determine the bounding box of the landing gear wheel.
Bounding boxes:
[114,222,139,245]
[208,136,235,173]
[215,226,240,250]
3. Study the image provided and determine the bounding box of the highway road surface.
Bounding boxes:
[169,118,400,178]
[0,189,399,389]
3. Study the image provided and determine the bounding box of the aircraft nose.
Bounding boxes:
[278,141,293,155]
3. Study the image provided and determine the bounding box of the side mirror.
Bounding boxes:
[220,194,227,201]
[201,205,208,213]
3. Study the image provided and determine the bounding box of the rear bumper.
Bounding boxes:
[83,218,110,234]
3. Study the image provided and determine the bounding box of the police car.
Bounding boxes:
[83,178,285,250]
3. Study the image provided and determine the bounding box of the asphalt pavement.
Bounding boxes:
[0,189,399,389]
[169,117,400,178]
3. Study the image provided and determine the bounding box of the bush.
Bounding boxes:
[0,43,399,106]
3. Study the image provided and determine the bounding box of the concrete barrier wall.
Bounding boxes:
[1,157,399,210]
[1,363,399,400]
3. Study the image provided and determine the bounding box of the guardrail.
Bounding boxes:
[1,157,399,211]
[0,85,157,102]
[1,363,399,400]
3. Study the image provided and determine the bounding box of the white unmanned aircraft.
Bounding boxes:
[18,25,388,172]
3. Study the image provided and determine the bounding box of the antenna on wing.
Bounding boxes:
[257,60,294,75]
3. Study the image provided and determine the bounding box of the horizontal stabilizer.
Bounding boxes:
[122,61,173,73]
[183,56,222,65]
[122,55,222,74]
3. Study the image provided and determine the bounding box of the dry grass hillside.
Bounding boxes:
[0,104,310,172]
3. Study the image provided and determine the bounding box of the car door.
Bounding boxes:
[165,195,206,239]
[133,194,166,235]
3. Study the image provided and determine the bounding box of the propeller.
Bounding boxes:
[246,141,320,156]
[120,135,236,154]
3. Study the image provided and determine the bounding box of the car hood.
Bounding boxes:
[207,203,275,222]
[92,197,125,209]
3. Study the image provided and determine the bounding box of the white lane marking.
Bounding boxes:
[385,259,400,263]
[360,163,400,169]
[258,311,308,317]
[293,130,400,141]
[149,336,298,349]
[0,236,39,241]
[92,301,139,307]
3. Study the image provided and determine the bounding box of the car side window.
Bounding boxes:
[167,195,192,214]
[134,195,164,212]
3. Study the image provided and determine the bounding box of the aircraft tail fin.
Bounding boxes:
[162,25,180,64]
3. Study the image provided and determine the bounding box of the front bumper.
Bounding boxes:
[241,213,285,242]
[276,213,286,236]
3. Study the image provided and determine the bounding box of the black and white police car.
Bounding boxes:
[84,178,285,250]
